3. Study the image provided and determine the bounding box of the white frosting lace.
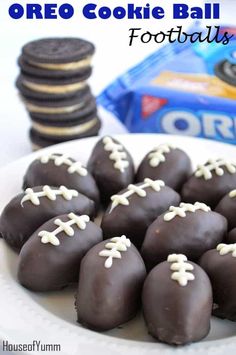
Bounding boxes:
[195,158,236,180]
[99,235,131,268]
[38,213,90,246]
[167,254,195,286]
[40,154,87,176]
[21,185,79,206]
[164,202,211,221]
[148,143,175,167]
[103,136,129,173]
[110,178,165,212]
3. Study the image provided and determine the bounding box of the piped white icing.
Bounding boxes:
[167,254,195,286]
[99,235,131,268]
[40,154,88,176]
[217,243,236,257]
[21,185,79,206]
[195,159,236,180]
[103,136,129,173]
[110,178,165,213]
[38,213,90,246]
[164,202,211,221]
[229,190,236,198]
[148,143,175,167]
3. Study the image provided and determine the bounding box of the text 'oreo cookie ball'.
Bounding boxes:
[136,143,192,191]
[0,185,95,251]
[87,136,135,204]
[141,202,227,270]
[142,254,212,345]
[76,236,146,331]
[23,153,100,207]
[18,213,102,292]
[200,243,236,321]
[181,158,236,208]
[101,178,180,249]
[215,189,236,231]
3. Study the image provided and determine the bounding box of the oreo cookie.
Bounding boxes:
[21,37,95,74]
[18,56,91,80]
[215,60,236,88]
[31,115,101,142]
[16,37,99,149]
[17,71,92,100]
[30,118,101,150]
[21,90,95,117]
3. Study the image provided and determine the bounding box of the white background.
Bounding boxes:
[0,0,234,166]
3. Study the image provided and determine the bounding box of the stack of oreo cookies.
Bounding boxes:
[16,38,101,150]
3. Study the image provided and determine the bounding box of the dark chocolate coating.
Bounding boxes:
[227,228,236,243]
[18,214,102,292]
[23,154,100,207]
[142,260,212,345]
[0,186,95,251]
[181,166,236,208]
[87,137,135,205]
[101,184,180,249]
[200,249,236,321]
[136,147,192,191]
[215,192,236,230]
[76,239,146,331]
[141,210,227,270]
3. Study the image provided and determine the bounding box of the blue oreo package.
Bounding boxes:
[98,25,236,144]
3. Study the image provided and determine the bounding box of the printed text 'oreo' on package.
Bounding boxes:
[98,25,236,145]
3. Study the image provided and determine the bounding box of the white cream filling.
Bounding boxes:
[32,118,98,136]
[22,80,87,94]
[25,101,85,114]
[28,57,92,71]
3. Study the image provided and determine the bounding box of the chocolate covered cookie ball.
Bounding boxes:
[136,143,192,191]
[200,243,236,321]
[18,213,102,292]
[23,153,100,207]
[101,178,180,249]
[181,158,236,208]
[142,254,212,345]
[142,202,227,270]
[0,185,95,251]
[227,228,236,243]
[76,236,146,331]
[215,189,236,230]
[87,136,135,204]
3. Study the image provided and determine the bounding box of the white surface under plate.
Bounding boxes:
[1,134,236,355]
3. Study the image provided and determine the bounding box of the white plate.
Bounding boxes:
[1,134,236,355]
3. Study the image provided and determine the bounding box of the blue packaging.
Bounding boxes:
[98,25,236,144]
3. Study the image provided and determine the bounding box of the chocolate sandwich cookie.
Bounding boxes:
[21,91,95,118]
[215,60,236,88]
[30,115,101,142]
[28,96,97,122]
[29,119,101,150]
[18,56,92,80]
[17,71,92,100]
[21,37,95,76]
[16,74,91,101]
